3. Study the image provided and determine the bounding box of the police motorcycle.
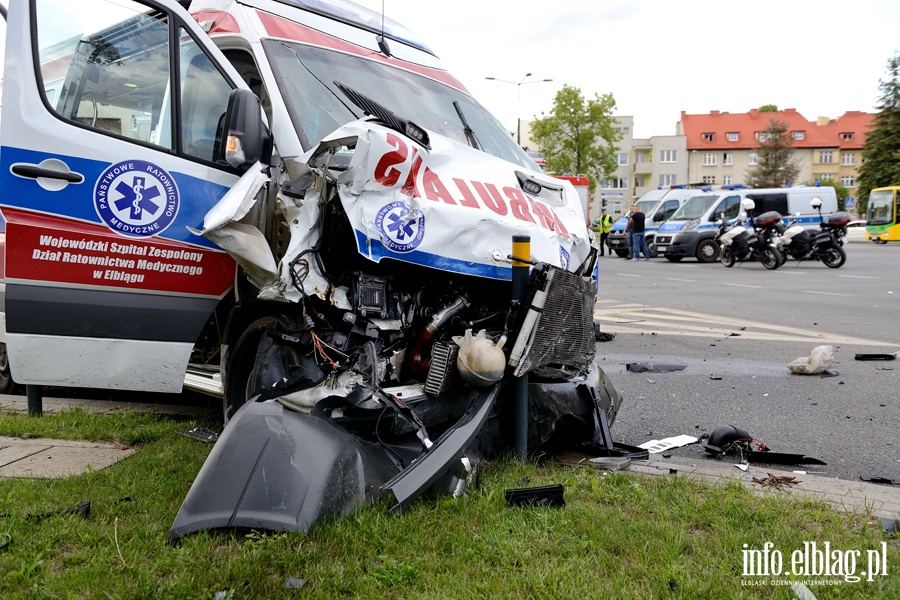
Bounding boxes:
[715,199,782,269]
[774,198,849,268]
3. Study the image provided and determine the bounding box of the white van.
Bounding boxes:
[606,186,705,257]
[656,185,839,262]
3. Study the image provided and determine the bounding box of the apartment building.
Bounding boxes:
[678,109,872,210]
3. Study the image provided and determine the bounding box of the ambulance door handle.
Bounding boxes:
[12,164,85,183]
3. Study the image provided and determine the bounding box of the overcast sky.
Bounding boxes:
[356,0,900,139]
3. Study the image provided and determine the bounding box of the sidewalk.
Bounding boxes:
[1,396,898,523]
[0,393,216,479]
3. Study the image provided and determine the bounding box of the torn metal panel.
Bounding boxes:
[626,363,687,373]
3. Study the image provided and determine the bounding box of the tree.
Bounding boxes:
[758,104,778,112]
[815,179,850,211]
[530,85,621,186]
[857,53,900,217]
[746,118,800,188]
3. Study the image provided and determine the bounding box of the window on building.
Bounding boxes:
[635,152,648,163]
[841,175,856,188]
[659,174,677,186]
[816,173,836,182]
[617,153,628,166]
[702,153,716,165]
[723,175,733,186]
[819,150,834,163]
[702,133,714,142]
[842,152,856,165]
[727,132,739,142]
[840,132,853,141]
[723,152,733,165]
[757,132,770,142]
[616,126,630,135]
[659,149,677,163]
[701,175,716,184]
[793,131,805,140]
[634,176,646,188]
[605,177,627,189]
[748,152,758,166]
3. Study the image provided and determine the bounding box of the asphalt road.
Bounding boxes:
[594,240,900,483]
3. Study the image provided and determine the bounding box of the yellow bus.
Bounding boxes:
[866,186,900,243]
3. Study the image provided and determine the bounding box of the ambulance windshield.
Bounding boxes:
[264,40,540,171]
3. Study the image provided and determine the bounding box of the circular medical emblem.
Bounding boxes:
[94,160,180,238]
[375,201,426,253]
[559,246,570,270]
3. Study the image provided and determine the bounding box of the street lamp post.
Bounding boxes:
[485,73,553,146]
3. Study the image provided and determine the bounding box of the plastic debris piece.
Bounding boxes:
[820,369,839,378]
[787,345,833,375]
[504,484,565,508]
[626,363,687,373]
[855,353,896,361]
[284,577,306,589]
[638,435,698,454]
[860,476,900,486]
[589,457,632,471]
[881,518,900,536]
[0,533,11,552]
[177,427,219,443]
[709,375,722,380]
[792,581,818,600]
[734,463,749,472]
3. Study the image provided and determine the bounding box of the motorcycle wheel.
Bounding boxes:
[720,247,735,267]
[695,239,719,263]
[760,247,781,270]
[821,245,847,268]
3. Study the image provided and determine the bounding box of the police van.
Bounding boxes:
[655,185,839,262]
[606,186,703,257]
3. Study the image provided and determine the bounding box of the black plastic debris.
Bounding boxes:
[177,427,219,443]
[504,484,565,507]
[855,353,896,361]
[0,533,11,552]
[703,426,826,466]
[594,321,616,342]
[626,363,687,373]
[860,476,900,486]
[26,501,91,522]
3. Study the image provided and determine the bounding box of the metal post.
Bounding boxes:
[26,385,43,416]
[511,235,530,462]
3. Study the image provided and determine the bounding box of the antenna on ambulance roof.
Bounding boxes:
[376,0,392,57]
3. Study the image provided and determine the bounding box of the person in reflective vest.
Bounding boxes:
[598,208,613,256]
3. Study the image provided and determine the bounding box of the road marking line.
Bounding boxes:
[802,290,850,297]
[617,273,642,278]
[724,283,762,289]
[665,278,695,282]
[838,275,877,279]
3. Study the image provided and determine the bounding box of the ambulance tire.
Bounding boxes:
[0,343,18,395]
[223,315,293,417]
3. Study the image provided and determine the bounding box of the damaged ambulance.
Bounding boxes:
[0,0,623,538]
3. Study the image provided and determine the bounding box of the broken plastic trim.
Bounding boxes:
[381,383,500,515]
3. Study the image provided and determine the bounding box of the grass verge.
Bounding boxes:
[0,409,897,599]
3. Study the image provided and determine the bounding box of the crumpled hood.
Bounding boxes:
[198,120,595,304]
[321,121,594,279]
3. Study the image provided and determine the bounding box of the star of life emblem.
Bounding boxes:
[94,160,179,237]
[375,201,426,253]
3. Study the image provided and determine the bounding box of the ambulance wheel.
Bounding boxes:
[648,243,659,258]
[615,249,629,258]
[664,255,683,263]
[0,343,18,395]
[223,315,295,418]
[695,239,719,263]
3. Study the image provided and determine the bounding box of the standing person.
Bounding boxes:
[598,208,613,256]
[623,210,633,259]
[629,205,650,261]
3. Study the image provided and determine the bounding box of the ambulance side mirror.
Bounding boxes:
[221,89,272,170]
